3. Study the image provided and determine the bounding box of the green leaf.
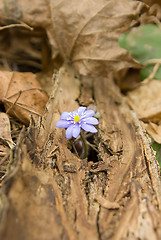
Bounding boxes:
[119,24,161,80]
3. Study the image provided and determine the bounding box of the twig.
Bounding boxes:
[0,22,33,31]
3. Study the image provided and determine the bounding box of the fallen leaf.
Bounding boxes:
[50,0,146,76]
[114,69,140,91]
[0,112,14,159]
[127,80,161,122]
[0,30,43,71]
[142,1,161,7]
[144,122,161,144]
[0,71,48,125]
[0,112,14,148]
[0,0,58,60]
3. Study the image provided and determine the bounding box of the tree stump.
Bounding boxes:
[0,64,161,240]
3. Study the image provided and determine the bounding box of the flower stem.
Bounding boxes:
[80,131,88,159]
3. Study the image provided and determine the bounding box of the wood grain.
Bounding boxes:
[0,65,161,240]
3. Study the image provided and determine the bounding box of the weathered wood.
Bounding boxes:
[0,65,161,240]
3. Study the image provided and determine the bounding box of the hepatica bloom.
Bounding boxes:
[56,106,99,139]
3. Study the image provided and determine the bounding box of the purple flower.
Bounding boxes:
[56,106,99,139]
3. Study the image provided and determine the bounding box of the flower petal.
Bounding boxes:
[66,124,74,139]
[60,111,70,120]
[56,120,69,128]
[71,110,78,117]
[72,124,81,138]
[78,106,86,115]
[81,110,95,119]
[81,123,98,133]
[85,117,99,125]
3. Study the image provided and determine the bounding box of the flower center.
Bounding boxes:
[74,115,80,123]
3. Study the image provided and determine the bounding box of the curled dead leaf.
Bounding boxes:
[144,122,161,144]
[127,80,161,123]
[0,71,48,125]
[127,80,161,143]
[50,0,146,76]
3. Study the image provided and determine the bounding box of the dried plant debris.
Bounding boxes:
[0,0,160,240]
[0,71,48,125]
[126,80,161,143]
[0,112,14,149]
[127,80,161,122]
[114,69,141,91]
[0,28,46,72]
[0,0,58,60]
[50,0,146,76]
[0,0,147,75]
[0,112,14,181]
[144,122,161,144]
[142,0,161,9]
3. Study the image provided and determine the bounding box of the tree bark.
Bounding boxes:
[0,64,161,240]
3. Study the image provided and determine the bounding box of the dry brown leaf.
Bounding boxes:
[50,0,146,76]
[0,112,14,158]
[114,69,141,91]
[127,80,161,122]
[0,30,43,71]
[142,1,161,7]
[0,71,48,125]
[0,112,14,148]
[144,122,161,144]
[0,0,58,61]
